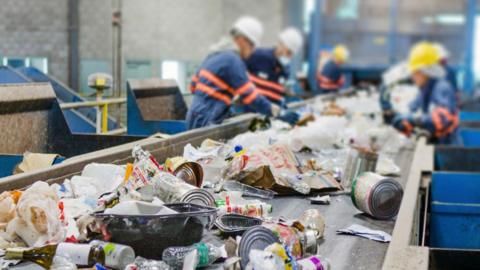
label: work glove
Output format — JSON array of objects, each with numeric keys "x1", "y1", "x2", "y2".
[
  {"x1": 277, "y1": 110, "x2": 300, "y2": 126},
  {"x1": 392, "y1": 114, "x2": 415, "y2": 136}
]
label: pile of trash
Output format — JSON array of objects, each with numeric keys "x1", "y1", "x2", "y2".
[{"x1": 0, "y1": 93, "x2": 409, "y2": 270}]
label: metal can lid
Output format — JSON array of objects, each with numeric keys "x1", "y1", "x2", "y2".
[
  {"x1": 238, "y1": 226, "x2": 279, "y2": 269},
  {"x1": 181, "y1": 189, "x2": 215, "y2": 207},
  {"x1": 370, "y1": 178, "x2": 403, "y2": 220}
]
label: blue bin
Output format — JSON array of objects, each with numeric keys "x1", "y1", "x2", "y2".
[
  {"x1": 460, "y1": 111, "x2": 480, "y2": 122},
  {"x1": 429, "y1": 172, "x2": 480, "y2": 249},
  {"x1": 434, "y1": 146, "x2": 480, "y2": 172},
  {"x1": 0, "y1": 155, "x2": 65, "y2": 178},
  {"x1": 460, "y1": 128, "x2": 480, "y2": 147}
]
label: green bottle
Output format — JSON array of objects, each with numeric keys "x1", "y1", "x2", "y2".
[{"x1": 5, "y1": 243, "x2": 105, "y2": 269}]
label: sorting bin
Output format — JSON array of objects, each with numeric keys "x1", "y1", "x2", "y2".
[
  {"x1": 434, "y1": 146, "x2": 480, "y2": 172},
  {"x1": 459, "y1": 128, "x2": 480, "y2": 147},
  {"x1": 0, "y1": 155, "x2": 65, "y2": 178},
  {"x1": 460, "y1": 111, "x2": 480, "y2": 122},
  {"x1": 429, "y1": 172, "x2": 480, "y2": 249}
]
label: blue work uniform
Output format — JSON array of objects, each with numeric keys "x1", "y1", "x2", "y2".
[
  {"x1": 408, "y1": 78, "x2": 459, "y2": 144},
  {"x1": 245, "y1": 48, "x2": 289, "y2": 104},
  {"x1": 317, "y1": 59, "x2": 345, "y2": 94},
  {"x1": 444, "y1": 65, "x2": 458, "y2": 93},
  {"x1": 186, "y1": 50, "x2": 272, "y2": 130}
]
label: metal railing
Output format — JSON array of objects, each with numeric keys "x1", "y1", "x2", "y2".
[{"x1": 60, "y1": 97, "x2": 126, "y2": 134}]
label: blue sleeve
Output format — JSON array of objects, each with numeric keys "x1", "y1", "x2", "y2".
[
  {"x1": 446, "y1": 67, "x2": 458, "y2": 92},
  {"x1": 418, "y1": 81, "x2": 458, "y2": 138},
  {"x1": 229, "y1": 57, "x2": 273, "y2": 116}
]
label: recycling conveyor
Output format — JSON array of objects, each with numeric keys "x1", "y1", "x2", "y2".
[{"x1": 0, "y1": 97, "x2": 419, "y2": 270}]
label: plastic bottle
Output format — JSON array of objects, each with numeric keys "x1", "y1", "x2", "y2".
[
  {"x1": 222, "y1": 180, "x2": 275, "y2": 200},
  {"x1": 90, "y1": 240, "x2": 135, "y2": 270},
  {"x1": 297, "y1": 255, "x2": 331, "y2": 270},
  {"x1": 162, "y1": 242, "x2": 224, "y2": 269},
  {"x1": 215, "y1": 198, "x2": 272, "y2": 218},
  {"x1": 299, "y1": 209, "x2": 326, "y2": 239}
]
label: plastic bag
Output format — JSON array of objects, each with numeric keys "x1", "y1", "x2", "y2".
[
  {"x1": 0, "y1": 191, "x2": 16, "y2": 224},
  {"x1": 8, "y1": 181, "x2": 65, "y2": 247},
  {"x1": 246, "y1": 249, "x2": 285, "y2": 270},
  {"x1": 124, "y1": 256, "x2": 171, "y2": 270},
  {"x1": 51, "y1": 256, "x2": 78, "y2": 270}
]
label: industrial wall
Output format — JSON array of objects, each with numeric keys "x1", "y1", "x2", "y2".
[
  {"x1": 0, "y1": 0, "x2": 69, "y2": 83},
  {"x1": 0, "y1": 0, "x2": 290, "y2": 94}
]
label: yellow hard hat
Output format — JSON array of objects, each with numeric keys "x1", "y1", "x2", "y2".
[
  {"x1": 408, "y1": 41, "x2": 440, "y2": 73},
  {"x1": 332, "y1": 44, "x2": 350, "y2": 63}
]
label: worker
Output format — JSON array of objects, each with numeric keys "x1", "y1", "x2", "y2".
[
  {"x1": 245, "y1": 27, "x2": 304, "y2": 105},
  {"x1": 186, "y1": 16, "x2": 297, "y2": 129},
  {"x1": 317, "y1": 44, "x2": 349, "y2": 94},
  {"x1": 392, "y1": 41, "x2": 459, "y2": 145},
  {"x1": 434, "y1": 43, "x2": 459, "y2": 94},
  {"x1": 379, "y1": 62, "x2": 410, "y2": 124}
]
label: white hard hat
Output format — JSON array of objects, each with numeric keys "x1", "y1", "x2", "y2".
[
  {"x1": 434, "y1": 43, "x2": 449, "y2": 60},
  {"x1": 231, "y1": 16, "x2": 264, "y2": 47},
  {"x1": 279, "y1": 27, "x2": 304, "y2": 55}
]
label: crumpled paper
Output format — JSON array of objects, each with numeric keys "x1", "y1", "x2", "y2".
[
  {"x1": 7, "y1": 182, "x2": 65, "y2": 247},
  {"x1": 336, "y1": 224, "x2": 391, "y2": 242}
]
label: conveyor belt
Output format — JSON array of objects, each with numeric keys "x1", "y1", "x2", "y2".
[{"x1": 3, "y1": 93, "x2": 417, "y2": 269}]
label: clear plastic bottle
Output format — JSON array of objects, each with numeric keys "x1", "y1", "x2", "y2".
[
  {"x1": 222, "y1": 180, "x2": 275, "y2": 200},
  {"x1": 297, "y1": 255, "x2": 330, "y2": 270},
  {"x1": 162, "y1": 242, "x2": 223, "y2": 269}
]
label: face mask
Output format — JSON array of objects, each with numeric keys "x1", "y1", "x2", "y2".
[{"x1": 278, "y1": 56, "x2": 291, "y2": 66}]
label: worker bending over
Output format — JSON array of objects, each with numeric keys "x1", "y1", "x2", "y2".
[
  {"x1": 187, "y1": 16, "x2": 293, "y2": 129},
  {"x1": 317, "y1": 44, "x2": 349, "y2": 94},
  {"x1": 245, "y1": 27, "x2": 304, "y2": 105},
  {"x1": 393, "y1": 42, "x2": 459, "y2": 145}
]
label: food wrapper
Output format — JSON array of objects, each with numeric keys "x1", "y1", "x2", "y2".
[
  {"x1": 8, "y1": 182, "x2": 65, "y2": 247},
  {"x1": 227, "y1": 144, "x2": 340, "y2": 195}
]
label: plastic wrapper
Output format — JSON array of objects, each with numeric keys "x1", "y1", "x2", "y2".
[
  {"x1": 0, "y1": 191, "x2": 17, "y2": 225},
  {"x1": 125, "y1": 257, "x2": 170, "y2": 270},
  {"x1": 8, "y1": 181, "x2": 65, "y2": 247},
  {"x1": 278, "y1": 173, "x2": 311, "y2": 195},
  {"x1": 376, "y1": 155, "x2": 401, "y2": 175},
  {"x1": 246, "y1": 249, "x2": 285, "y2": 270},
  {"x1": 287, "y1": 117, "x2": 348, "y2": 151},
  {"x1": 51, "y1": 255, "x2": 78, "y2": 270}
]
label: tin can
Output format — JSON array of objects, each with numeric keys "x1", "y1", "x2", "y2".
[
  {"x1": 342, "y1": 148, "x2": 378, "y2": 190},
  {"x1": 351, "y1": 172, "x2": 403, "y2": 220},
  {"x1": 165, "y1": 157, "x2": 204, "y2": 187},
  {"x1": 151, "y1": 172, "x2": 215, "y2": 207},
  {"x1": 238, "y1": 226, "x2": 279, "y2": 269}
]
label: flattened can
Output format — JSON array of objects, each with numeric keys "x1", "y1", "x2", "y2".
[{"x1": 351, "y1": 172, "x2": 403, "y2": 220}]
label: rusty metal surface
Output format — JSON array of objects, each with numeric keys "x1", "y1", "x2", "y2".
[
  {"x1": 129, "y1": 78, "x2": 187, "y2": 120},
  {"x1": 0, "y1": 83, "x2": 55, "y2": 153}
]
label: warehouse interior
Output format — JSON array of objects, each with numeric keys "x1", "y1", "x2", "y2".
[{"x1": 0, "y1": 0, "x2": 479, "y2": 269}]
